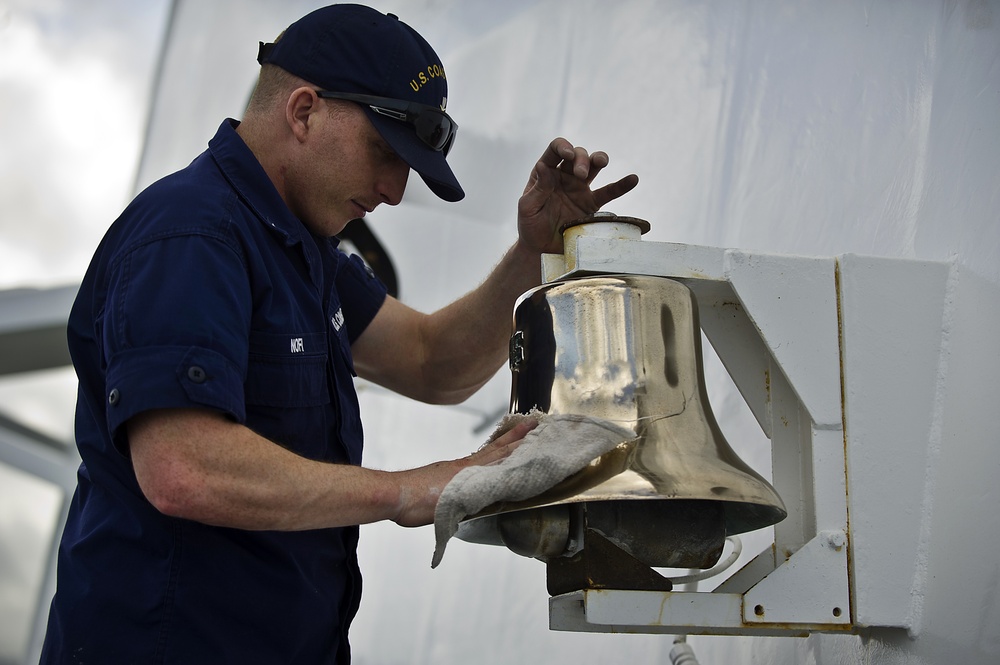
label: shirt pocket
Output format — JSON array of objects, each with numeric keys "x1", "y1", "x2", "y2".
[{"x1": 245, "y1": 331, "x2": 330, "y2": 407}]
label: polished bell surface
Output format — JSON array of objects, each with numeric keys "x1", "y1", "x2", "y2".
[{"x1": 456, "y1": 274, "x2": 787, "y2": 567}]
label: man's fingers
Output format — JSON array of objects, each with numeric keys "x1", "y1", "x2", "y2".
[
  {"x1": 538, "y1": 137, "x2": 575, "y2": 169},
  {"x1": 583, "y1": 151, "x2": 610, "y2": 185},
  {"x1": 474, "y1": 419, "x2": 536, "y2": 463},
  {"x1": 540, "y1": 138, "x2": 615, "y2": 188},
  {"x1": 492, "y1": 419, "x2": 537, "y2": 447},
  {"x1": 593, "y1": 173, "x2": 640, "y2": 209},
  {"x1": 567, "y1": 146, "x2": 590, "y2": 177}
]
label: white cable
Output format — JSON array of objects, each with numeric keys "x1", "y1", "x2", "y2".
[
  {"x1": 666, "y1": 538, "x2": 744, "y2": 664},
  {"x1": 669, "y1": 641, "x2": 701, "y2": 665},
  {"x1": 668, "y1": 536, "x2": 743, "y2": 585}
]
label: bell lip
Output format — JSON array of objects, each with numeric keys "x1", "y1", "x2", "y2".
[
  {"x1": 454, "y1": 435, "x2": 788, "y2": 536},
  {"x1": 457, "y1": 496, "x2": 788, "y2": 547}
]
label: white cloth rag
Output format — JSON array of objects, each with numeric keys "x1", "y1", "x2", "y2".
[{"x1": 431, "y1": 411, "x2": 634, "y2": 568}]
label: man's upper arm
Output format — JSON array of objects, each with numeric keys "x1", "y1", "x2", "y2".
[
  {"x1": 102, "y1": 234, "x2": 251, "y2": 453},
  {"x1": 350, "y1": 295, "x2": 431, "y2": 400}
]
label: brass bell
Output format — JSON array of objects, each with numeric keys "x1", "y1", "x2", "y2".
[{"x1": 455, "y1": 273, "x2": 786, "y2": 586}]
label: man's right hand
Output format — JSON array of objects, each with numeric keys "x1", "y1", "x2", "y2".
[{"x1": 391, "y1": 419, "x2": 536, "y2": 528}]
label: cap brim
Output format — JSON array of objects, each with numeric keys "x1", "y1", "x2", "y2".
[{"x1": 365, "y1": 109, "x2": 464, "y2": 203}]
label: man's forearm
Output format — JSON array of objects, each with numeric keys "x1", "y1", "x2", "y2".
[
  {"x1": 128, "y1": 408, "x2": 404, "y2": 531},
  {"x1": 127, "y1": 407, "x2": 530, "y2": 531},
  {"x1": 418, "y1": 239, "x2": 543, "y2": 402}
]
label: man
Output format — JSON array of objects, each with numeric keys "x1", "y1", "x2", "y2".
[{"x1": 40, "y1": 4, "x2": 638, "y2": 663}]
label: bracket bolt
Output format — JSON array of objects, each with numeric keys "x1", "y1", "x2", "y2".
[{"x1": 823, "y1": 530, "x2": 846, "y2": 551}]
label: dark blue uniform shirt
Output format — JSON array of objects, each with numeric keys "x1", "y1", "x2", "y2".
[{"x1": 41, "y1": 119, "x2": 387, "y2": 664}]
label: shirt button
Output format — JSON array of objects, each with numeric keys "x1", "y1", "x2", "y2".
[
  {"x1": 187, "y1": 366, "x2": 207, "y2": 384},
  {"x1": 108, "y1": 388, "x2": 120, "y2": 405}
]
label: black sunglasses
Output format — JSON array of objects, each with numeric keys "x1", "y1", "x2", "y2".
[{"x1": 315, "y1": 90, "x2": 457, "y2": 156}]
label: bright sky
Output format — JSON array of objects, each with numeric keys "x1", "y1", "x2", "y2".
[
  {"x1": 0, "y1": 0, "x2": 171, "y2": 435},
  {"x1": 0, "y1": 0, "x2": 169, "y2": 290}
]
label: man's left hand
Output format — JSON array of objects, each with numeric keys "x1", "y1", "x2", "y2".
[{"x1": 517, "y1": 137, "x2": 639, "y2": 254}]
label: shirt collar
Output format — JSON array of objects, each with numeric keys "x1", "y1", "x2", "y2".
[{"x1": 207, "y1": 119, "x2": 340, "y2": 249}]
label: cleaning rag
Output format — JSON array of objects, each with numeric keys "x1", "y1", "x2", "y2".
[{"x1": 431, "y1": 411, "x2": 634, "y2": 568}]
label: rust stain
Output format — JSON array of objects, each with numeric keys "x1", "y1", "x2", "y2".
[{"x1": 834, "y1": 259, "x2": 855, "y2": 625}]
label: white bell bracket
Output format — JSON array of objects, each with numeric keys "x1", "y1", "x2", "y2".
[{"x1": 542, "y1": 219, "x2": 952, "y2": 637}]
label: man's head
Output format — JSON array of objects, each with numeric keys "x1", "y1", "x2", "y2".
[{"x1": 256, "y1": 4, "x2": 462, "y2": 203}]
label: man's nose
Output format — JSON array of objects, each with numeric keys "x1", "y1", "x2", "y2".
[{"x1": 379, "y1": 162, "x2": 410, "y2": 206}]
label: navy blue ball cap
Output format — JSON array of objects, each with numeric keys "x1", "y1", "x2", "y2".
[{"x1": 257, "y1": 4, "x2": 464, "y2": 202}]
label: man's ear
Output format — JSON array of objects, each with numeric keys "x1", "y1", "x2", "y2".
[{"x1": 286, "y1": 86, "x2": 319, "y2": 143}]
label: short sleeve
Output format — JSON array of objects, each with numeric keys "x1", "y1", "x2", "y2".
[
  {"x1": 102, "y1": 232, "x2": 251, "y2": 450},
  {"x1": 335, "y1": 250, "x2": 388, "y2": 344}
]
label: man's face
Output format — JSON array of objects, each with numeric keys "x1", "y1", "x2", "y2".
[{"x1": 286, "y1": 101, "x2": 410, "y2": 237}]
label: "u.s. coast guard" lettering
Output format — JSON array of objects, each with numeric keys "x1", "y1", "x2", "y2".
[
  {"x1": 331, "y1": 308, "x2": 345, "y2": 332},
  {"x1": 410, "y1": 64, "x2": 447, "y2": 93}
]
